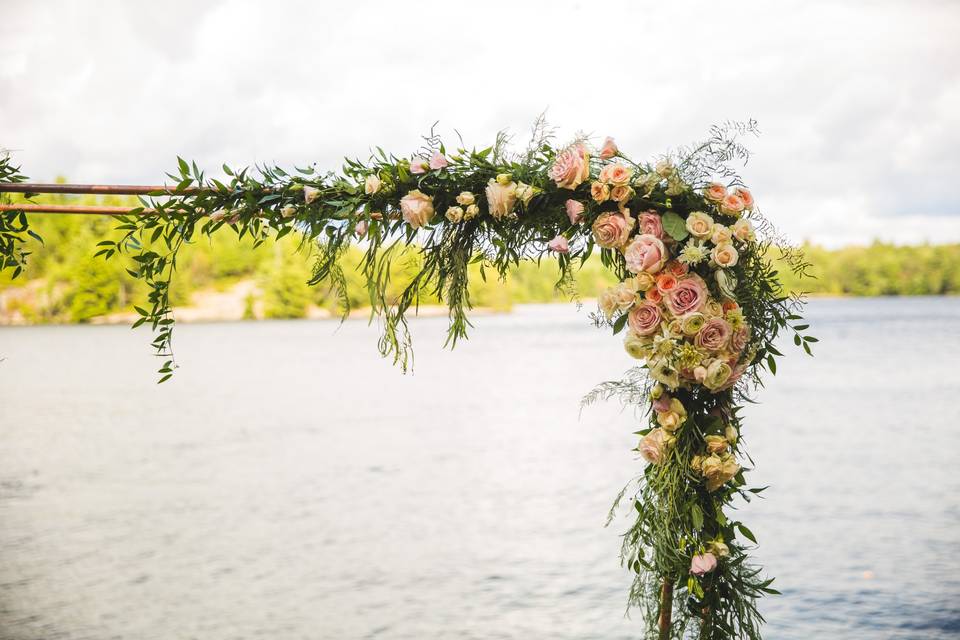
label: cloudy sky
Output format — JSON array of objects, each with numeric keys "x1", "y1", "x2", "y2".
[{"x1": 2, "y1": 0, "x2": 958, "y2": 246}]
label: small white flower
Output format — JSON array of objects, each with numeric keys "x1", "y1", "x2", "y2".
[
  {"x1": 304, "y1": 186, "x2": 321, "y2": 204},
  {"x1": 678, "y1": 240, "x2": 709, "y2": 265}
]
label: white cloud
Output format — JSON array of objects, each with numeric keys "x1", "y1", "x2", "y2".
[{"x1": 1, "y1": 0, "x2": 958, "y2": 246}]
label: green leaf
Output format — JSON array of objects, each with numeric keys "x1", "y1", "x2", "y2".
[
  {"x1": 766, "y1": 354, "x2": 777, "y2": 375},
  {"x1": 612, "y1": 313, "x2": 629, "y2": 335},
  {"x1": 737, "y1": 523, "x2": 758, "y2": 543},
  {"x1": 691, "y1": 503, "x2": 704, "y2": 531},
  {"x1": 661, "y1": 211, "x2": 688, "y2": 241}
]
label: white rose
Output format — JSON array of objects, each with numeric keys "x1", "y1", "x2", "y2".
[
  {"x1": 399, "y1": 189, "x2": 435, "y2": 228},
  {"x1": 364, "y1": 174, "x2": 381, "y2": 195},
  {"x1": 485, "y1": 178, "x2": 518, "y2": 219},
  {"x1": 303, "y1": 186, "x2": 321, "y2": 204}
]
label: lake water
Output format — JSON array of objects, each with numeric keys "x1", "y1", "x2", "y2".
[{"x1": 1, "y1": 298, "x2": 959, "y2": 639}]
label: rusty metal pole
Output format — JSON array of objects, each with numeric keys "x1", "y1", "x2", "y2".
[
  {"x1": 658, "y1": 579, "x2": 674, "y2": 640},
  {"x1": 0, "y1": 182, "x2": 212, "y2": 215}
]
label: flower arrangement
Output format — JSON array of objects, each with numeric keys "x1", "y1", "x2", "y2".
[{"x1": 0, "y1": 121, "x2": 814, "y2": 639}]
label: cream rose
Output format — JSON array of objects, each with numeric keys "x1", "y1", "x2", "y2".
[
  {"x1": 599, "y1": 281, "x2": 638, "y2": 319},
  {"x1": 549, "y1": 144, "x2": 590, "y2": 189},
  {"x1": 624, "y1": 331, "x2": 652, "y2": 360},
  {"x1": 686, "y1": 211, "x2": 714, "y2": 240},
  {"x1": 610, "y1": 184, "x2": 634, "y2": 204},
  {"x1": 303, "y1": 186, "x2": 321, "y2": 205},
  {"x1": 445, "y1": 206, "x2": 464, "y2": 223},
  {"x1": 516, "y1": 181, "x2": 539, "y2": 207},
  {"x1": 364, "y1": 174, "x2": 382, "y2": 195},
  {"x1": 456, "y1": 191, "x2": 475, "y2": 206},
  {"x1": 711, "y1": 225, "x2": 733, "y2": 245},
  {"x1": 399, "y1": 190, "x2": 435, "y2": 228},
  {"x1": 705, "y1": 435, "x2": 728, "y2": 454},
  {"x1": 592, "y1": 210, "x2": 634, "y2": 249},
  {"x1": 485, "y1": 178, "x2": 518, "y2": 219},
  {"x1": 464, "y1": 204, "x2": 480, "y2": 220},
  {"x1": 731, "y1": 218, "x2": 754, "y2": 243},
  {"x1": 599, "y1": 163, "x2": 633, "y2": 185},
  {"x1": 703, "y1": 359, "x2": 733, "y2": 392},
  {"x1": 639, "y1": 428, "x2": 670, "y2": 464},
  {"x1": 712, "y1": 243, "x2": 739, "y2": 268},
  {"x1": 624, "y1": 234, "x2": 667, "y2": 274}
]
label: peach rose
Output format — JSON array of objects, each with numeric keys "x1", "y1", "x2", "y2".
[
  {"x1": 734, "y1": 187, "x2": 754, "y2": 209},
  {"x1": 686, "y1": 211, "x2": 714, "y2": 240},
  {"x1": 549, "y1": 144, "x2": 590, "y2": 189},
  {"x1": 628, "y1": 301, "x2": 662, "y2": 336},
  {"x1": 364, "y1": 174, "x2": 382, "y2": 195},
  {"x1": 640, "y1": 428, "x2": 669, "y2": 464},
  {"x1": 646, "y1": 287, "x2": 663, "y2": 304},
  {"x1": 456, "y1": 191, "x2": 475, "y2": 206},
  {"x1": 638, "y1": 211, "x2": 664, "y2": 240},
  {"x1": 666, "y1": 260, "x2": 689, "y2": 277},
  {"x1": 705, "y1": 182, "x2": 727, "y2": 202},
  {"x1": 485, "y1": 178, "x2": 518, "y2": 219},
  {"x1": 598, "y1": 281, "x2": 640, "y2": 318},
  {"x1": 599, "y1": 136, "x2": 618, "y2": 160},
  {"x1": 592, "y1": 210, "x2": 634, "y2": 248},
  {"x1": 665, "y1": 275, "x2": 708, "y2": 316},
  {"x1": 624, "y1": 234, "x2": 667, "y2": 274},
  {"x1": 565, "y1": 199, "x2": 585, "y2": 224},
  {"x1": 547, "y1": 235, "x2": 569, "y2": 254},
  {"x1": 400, "y1": 190, "x2": 435, "y2": 228},
  {"x1": 607, "y1": 164, "x2": 633, "y2": 185},
  {"x1": 712, "y1": 243, "x2": 739, "y2": 268},
  {"x1": 696, "y1": 318, "x2": 732, "y2": 351},
  {"x1": 720, "y1": 193, "x2": 745, "y2": 216},
  {"x1": 610, "y1": 184, "x2": 634, "y2": 204},
  {"x1": 656, "y1": 273, "x2": 678, "y2": 294},
  {"x1": 591, "y1": 181, "x2": 610, "y2": 203}
]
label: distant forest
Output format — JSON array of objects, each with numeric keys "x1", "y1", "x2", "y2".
[{"x1": 2, "y1": 193, "x2": 958, "y2": 323}]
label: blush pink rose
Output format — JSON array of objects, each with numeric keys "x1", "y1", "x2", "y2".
[
  {"x1": 639, "y1": 428, "x2": 668, "y2": 464},
  {"x1": 665, "y1": 275, "x2": 707, "y2": 316},
  {"x1": 624, "y1": 234, "x2": 667, "y2": 274},
  {"x1": 592, "y1": 211, "x2": 633, "y2": 248},
  {"x1": 599, "y1": 136, "x2": 618, "y2": 160},
  {"x1": 410, "y1": 158, "x2": 428, "y2": 174},
  {"x1": 354, "y1": 220, "x2": 368, "y2": 237},
  {"x1": 628, "y1": 301, "x2": 662, "y2": 336},
  {"x1": 652, "y1": 393, "x2": 672, "y2": 413},
  {"x1": 690, "y1": 553, "x2": 718, "y2": 576},
  {"x1": 638, "y1": 211, "x2": 664, "y2": 240},
  {"x1": 547, "y1": 235, "x2": 569, "y2": 254},
  {"x1": 705, "y1": 182, "x2": 727, "y2": 202},
  {"x1": 731, "y1": 325, "x2": 750, "y2": 353},
  {"x1": 549, "y1": 144, "x2": 590, "y2": 189},
  {"x1": 429, "y1": 151, "x2": 449, "y2": 170},
  {"x1": 696, "y1": 318, "x2": 733, "y2": 351},
  {"x1": 734, "y1": 187, "x2": 754, "y2": 209},
  {"x1": 565, "y1": 199, "x2": 585, "y2": 224},
  {"x1": 399, "y1": 189, "x2": 435, "y2": 228}
]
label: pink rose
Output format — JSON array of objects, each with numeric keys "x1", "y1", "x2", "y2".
[
  {"x1": 399, "y1": 189, "x2": 435, "y2": 228},
  {"x1": 565, "y1": 199, "x2": 585, "y2": 224},
  {"x1": 652, "y1": 393, "x2": 672, "y2": 413},
  {"x1": 409, "y1": 159, "x2": 428, "y2": 174},
  {"x1": 624, "y1": 234, "x2": 667, "y2": 274},
  {"x1": 721, "y1": 193, "x2": 745, "y2": 215},
  {"x1": 549, "y1": 144, "x2": 590, "y2": 190},
  {"x1": 638, "y1": 211, "x2": 664, "y2": 240},
  {"x1": 354, "y1": 220, "x2": 368, "y2": 237},
  {"x1": 705, "y1": 182, "x2": 727, "y2": 202},
  {"x1": 690, "y1": 553, "x2": 718, "y2": 576},
  {"x1": 592, "y1": 211, "x2": 634, "y2": 249},
  {"x1": 734, "y1": 187, "x2": 754, "y2": 209},
  {"x1": 640, "y1": 428, "x2": 668, "y2": 464},
  {"x1": 628, "y1": 301, "x2": 662, "y2": 336},
  {"x1": 599, "y1": 136, "x2": 618, "y2": 160},
  {"x1": 429, "y1": 152, "x2": 449, "y2": 170},
  {"x1": 665, "y1": 275, "x2": 707, "y2": 316},
  {"x1": 547, "y1": 235, "x2": 569, "y2": 254},
  {"x1": 696, "y1": 318, "x2": 732, "y2": 351},
  {"x1": 731, "y1": 325, "x2": 749, "y2": 353}
]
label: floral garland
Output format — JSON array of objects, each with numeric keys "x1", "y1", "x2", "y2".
[{"x1": 0, "y1": 122, "x2": 814, "y2": 638}]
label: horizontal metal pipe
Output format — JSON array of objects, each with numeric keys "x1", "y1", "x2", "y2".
[
  {"x1": 0, "y1": 204, "x2": 153, "y2": 215},
  {"x1": 0, "y1": 183, "x2": 203, "y2": 195}
]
